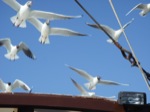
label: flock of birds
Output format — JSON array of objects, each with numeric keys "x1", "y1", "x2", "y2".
[{"x1": 0, "y1": 0, "x2": 150, "y2": 99}]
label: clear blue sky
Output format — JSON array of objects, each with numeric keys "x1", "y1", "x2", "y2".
[{"x1": 0, "y1": 0, "x2": 150, "y2": 103}]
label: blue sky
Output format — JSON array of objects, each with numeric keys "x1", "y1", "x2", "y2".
[{"x1": 0, "y1": 0, "x2": 150, "y2": 103}]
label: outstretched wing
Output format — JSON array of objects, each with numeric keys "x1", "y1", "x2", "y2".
[
  {"x1": 99, "y1": 79, "x2": 129, "y2": 86},
  {"x1": 28, "y1": 17, "x2": 43, "y2": 32},
  {"x1": 11, "y1": 79, "x2": 31, "y2": 91},
  {"x1": 86, "y1": 23, "x2": 115, "y2": 37},
  {"x1": 0, "y1": 38, "x2": 12, "y2": 52},
  {"x1": 18, "y1": 42, "x2": 35, "y2": 59},
  {"x1": 30, "y1": 10, "x2": 82, "y2": 20},
  {"x1": 0, "y1": 79, "x2": 6, "y2": 91},
  {"x1": 51, "y1": 28, "x2": 87, "y2": 36},
  {"x1": 122, "y1": 18, "x2": 134, "y2": 29},
  {"x1": 126, "y1": 3, "x2": 145, "y2": 16},
  {"x1": 2, "y1": 0, "x2": 21, "y2": 11},
  {"x1": 66, "y1": 65, "x2": 93, "y2": 81},
  {"x1": 71, "y1": 78, "x2": 87, "y2": 95}
]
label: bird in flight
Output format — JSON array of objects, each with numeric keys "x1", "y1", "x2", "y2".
[
  {"x1": 2, "y1": 0, "x2": 82, "y2": 28},
  {"x1": 0, "y1": 79, "x2": 31, "y2": 93},
  {"x1": 0, "y1": 38, "x2": 35, "y2": 60},
  {"x1": 86, "y1": 18, "x2": 134, "y2": 43},
  {"x1": 126, "y1": 3, "x2": 150, "y2": 17},
  {"x1": 66, "y1": 65, "x2": 129, "y2": 90},
  {"x1": 28, "y1": 17, "x2": 87, "y2": 44}
]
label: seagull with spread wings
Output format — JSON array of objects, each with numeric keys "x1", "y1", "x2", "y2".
[
  {"x1": 86, "y1": 18, "x2": 134, "y2": 43},
  {"x1": 0, "y1": 38, "x2": 35, "y2": 60},
  {"x1": 2, "y1": 0, "x2": 82, "y2": 28},
  {"x1": 28, "y1": 17, "x2": 87, "y2": 44},
  {"x1": 126, "y1": 3, "x2": 150, "y2": 16},
  {"x1": 67, "y1": 65, "x2": 129, "y2": 90},
  {"x1": 0, "y1": 79, "x2": 31, "y2": 93}
]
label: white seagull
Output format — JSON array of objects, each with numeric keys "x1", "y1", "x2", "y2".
[
  {"x1": 28, "y1": 17, "x2": 87, "y2": 44},
  {"x1": 71, "y1": 78, "x2": 95, "y2": 97},
  {"x1": 0, "y1": 79, "x2": 31, "y2": 93},
  {"x1": 0, "y1": 38, "x2": 35, "y2": 60},
  {"x1": 86, "y1": 18, "x2": 134, "y2": 43},
  {"x1": 126, "y1": 3, "x2": 150, "y2": 16},
  {"x1": 2, "y1": 0, "x2": 82, "y2": 28},
  {"x1": 67, "y1": 65, "x2": 129, "y2": 90}
]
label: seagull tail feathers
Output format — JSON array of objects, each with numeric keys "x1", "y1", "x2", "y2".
[
  {"x1": 5, "y1": 53, "x2": 19, "y2": 60},
  {"x1": 39, "y1": 36, "x2": 50, "y2": 44}
]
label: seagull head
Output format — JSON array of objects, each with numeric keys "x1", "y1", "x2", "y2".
[
  {"x1": 16, "y1": 45, "x2": 20, "y2": 49},
  {"x1": 97, "y1": 76, "x2": 101, "y2": 81},
  {"x1": 26, "y1": 1, "x2": 32, "y2": 7},
  {"x1": 140, "y1": 11, "x2": 146, "y2": 16},
  {"x1": 7, "y1": 82, "x2": 11, "y2": 86}
]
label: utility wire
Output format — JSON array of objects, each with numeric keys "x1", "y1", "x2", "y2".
[
  {"x1": 109, "y1": 0, "x2": 150, "y2": 90},
  {"x1": 74, "y1": 0, "x2": 150, "y2": 89}
]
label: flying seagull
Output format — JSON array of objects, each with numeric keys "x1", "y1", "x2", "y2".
[
  {"x1": 66, "y1": 65, "x2": 129, "y2": 90},
  {"x1": 28, "y1": 17, "x2": 87, "y2": 44},
  {"x1": 71, "y1": 78, "x2": 95, "y2": 97},
  {"x1": 0, "y1": 38, "x2": 35, "y2": 60},
  {"x1": 86, "y1": 18, "x2": 134, "y2": 43},
  {"x1": 0, "y1": 79, "x2": 31, "y2": 93},
  {"x1": 126, "y1": 3, "x2": 150, "y2": 16},
  {"x1": 2, "y1": 0, "x2": 82, "y2": 28}
]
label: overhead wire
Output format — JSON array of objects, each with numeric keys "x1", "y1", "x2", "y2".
[
  {"x1": 74, "y1": 0, "x2": 150, "y2": 90},
  {"x1": 109, "y1": 0, "x2": 150, "y2": 90}
]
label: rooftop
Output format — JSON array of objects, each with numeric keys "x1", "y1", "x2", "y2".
[{"x1": 0, "y1": 93, "x2": 149, "y2": 112}]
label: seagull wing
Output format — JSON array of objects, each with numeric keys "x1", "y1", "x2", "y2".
[
  {"x1": 18, "y1": 42, "x2": 35, "y2": 59},
  {"x1": 122, "y1": 18, "x2": 134, "y2": 29},
  {"x1": 86, "y1": 23, "x2": 115, "y2": 37},
  {"x1": 11, "y1": 79, "x2": 30, "y2": 91},
  {"x1": 0, "y1": 38, "x2": 12, "y2": 52},
  {"x1": 100, "y1": 25, "x2": 115, "y2": 37},
  {"x1": 71, "y1": 78, "x2": 87, "y2": 95},
  {"x1": 28, "y1": 17, "x2": 43, "y2": 32},
  {"x1": 126, "y1": 3, "x2": 145, "y2": 16},
  {"x1": 2, "y1": 0, "x2": 21, "y2": 11},
  {"x1": 30, "y1": 10, "x2": 82, "y2": 20},
  {"x1": 98, "y1": 79, "x2": 129, "y2": 86},
  {"x1": 86, "y1": 23, "x2": 100, "y2": 29},
  {"x1": 51, "y1": 28, "x2": 87, "y2": 36},
  {"x1": 0, "y1": 79, "x2": 6, "y2": 91},
  {"x1": 66, "y1": 65, "x2": 93, "y2": 81}
]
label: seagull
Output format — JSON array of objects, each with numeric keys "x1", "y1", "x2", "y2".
[
  {"x1": 0, "y1": 79, "x2": 31, "y2": 93},
  {"x1": 28, "y1": 17, "x2": 87, "y2": 44},
  {"x1": 2, "y1": 0, "x2": 82, "y2": 28},
  {"x1": 66, "y1": 65, "x2": 129, "y2": 90},
  {"x1": 71, "y1": 78, "x2": 95, "y2": 97},
  {"x1": 86, "y1": 18, "x2": 134, "y2": 43},
  {"x1": 126, "y1": 3, "x2": 150, "y2": 16},
  {"x1": 0, "y1": 38, "x2": 35, "y2": 60}
]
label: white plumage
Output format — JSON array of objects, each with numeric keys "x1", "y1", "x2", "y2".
[
  {"x1": 28, "y1": 17, "x2": 87, "y2": 44},
  {"x1": 2, "y1": 0, "x2": 82, "y2": 28},
  {"x1": 71, "y1": 78, "x2": 95, "y2": 97},
  {"x1": 126, "y1": 3, "x2": 150, "y2": 16},
  {"x1": 67, "y1": 65, "x2": 129, "y2": 90},
  {"x1": 0, "y1": 38, "x2": 35, "y2": 60},
  {"x1": 0, "y1": 79, "x2": 31, "y2": 93},
  {"x1": 86, "y1": 18, "x2": 134, "y2": 43}
]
